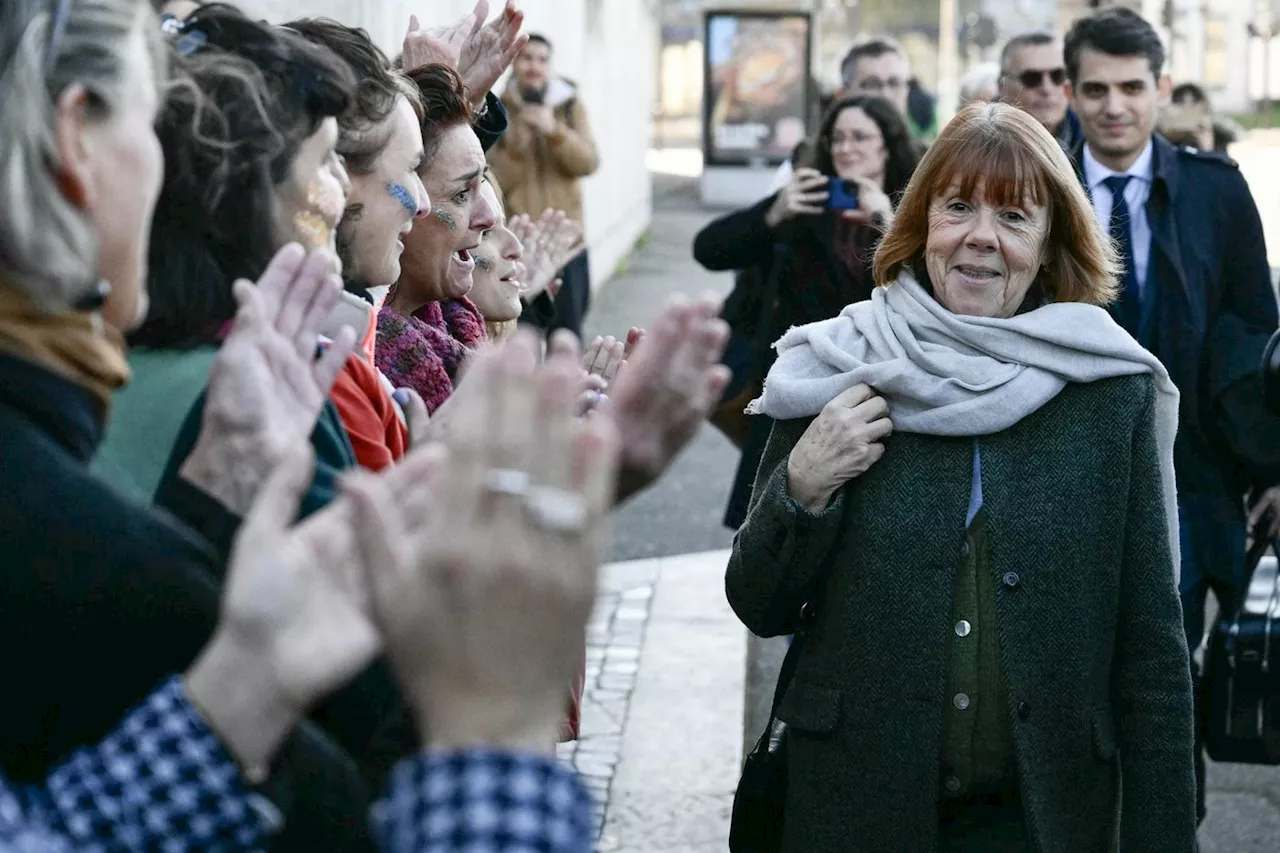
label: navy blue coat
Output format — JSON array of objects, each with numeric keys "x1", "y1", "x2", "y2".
[{"x1": 1070, "y1": 135, "x2": 1280, "y2": 507}]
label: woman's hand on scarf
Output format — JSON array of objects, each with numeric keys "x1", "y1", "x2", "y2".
[
  {"x1": 787, "y1": 383, "x2": 893, "y2": 514},
  {"x1": 181, "y1": 244, "x2": 355, "y2": 516},
  {"x1": 765, "y1": 167, "x2": 828, "y2": 228},
  {"x1": 349, "y1": 332, "x2": 619, "y2": 752}
]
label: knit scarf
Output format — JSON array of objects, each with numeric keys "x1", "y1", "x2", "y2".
[
  {"x1": 750, "y1": 271, "x2": 1182, "y2": 581},
  {"x1": 0, "y1": 284, "x2": 131, "y2": 416},
  {"x1": 375, "y1": 296, "x2": 487, "y2": 414}
]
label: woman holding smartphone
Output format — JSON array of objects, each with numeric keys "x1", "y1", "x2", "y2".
[{"x1": 695, "y1": 95, "x2": 920, "y2": 527}]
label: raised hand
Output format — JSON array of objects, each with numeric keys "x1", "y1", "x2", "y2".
[
  {"x1": 786, "y1": 383, "x2": 893, "y2": 513},
  {"x1": 401, "y1": 12, "x2": 472, "y2": 72},
  {"x1": 583, "y1": 335, "x2": 626, "y2": 386},
  {"x1": 518, "y1": 210, "x2": 583, "y2": 300},
  {"x1": 456, "y1": 0, "x2": 529, "y2": 109},
  {"x1": 350, "y1": 331, "x2": 619, "y2": 752},
  {"x1": 180, "y1": 244, "x2": 356, "y2": 515},
  {"x1": 184, "y1": 445, "x2": 383, "y2": 779},
  {"x1": 604, "y1": 295, "x2": 731, "y2": 501}
]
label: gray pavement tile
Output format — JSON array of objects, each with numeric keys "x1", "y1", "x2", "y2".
[{"x1": 1200, "y1": 792, "x2": 1280, "y2": 852}]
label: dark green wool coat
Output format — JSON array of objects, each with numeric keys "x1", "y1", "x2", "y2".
[{"x1": 726, "y1": 374, "x2": 1197, "y2": 853}]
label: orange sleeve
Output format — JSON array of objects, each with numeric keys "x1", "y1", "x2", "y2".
[{"x1": 330, "y1": 355, "x2": 408, "y2": 472}]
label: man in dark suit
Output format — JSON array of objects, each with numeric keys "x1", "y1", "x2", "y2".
[{"x1": 1064, "y1": 7, "x2": 1280, "y2": 823}]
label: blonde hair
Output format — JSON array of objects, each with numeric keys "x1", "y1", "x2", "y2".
[
  {"x1": 874, "y1": 102, "x2": 1119, "y2": 306},
  {"x1": 0, "y1": 0, "x2": 162, "y2": 311}
]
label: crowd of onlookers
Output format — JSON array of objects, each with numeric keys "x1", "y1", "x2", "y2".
[{"x1": 0, "y1": 0, "x2": 727, "y2": 849}]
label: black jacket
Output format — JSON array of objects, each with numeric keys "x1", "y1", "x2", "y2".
[
  {"x1": 0, "y1": 352, "x2": 381, "y2": 851},
  {"x1": 694, "y1": 197, "x2": 878, "y2": 528},
  {"x1": 1070, "y1": 136, "x2": 1280, "y2": 506}
]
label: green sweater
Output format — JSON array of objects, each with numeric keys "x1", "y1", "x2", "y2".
[
  {"x1": 726, "y1": 374, "x2": 1196, "y2": 853},
  {"x1": 93, "y1": 346, "x2": 218, "y2": 504}
]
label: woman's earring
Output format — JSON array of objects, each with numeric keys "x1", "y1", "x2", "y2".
[{"x1": 73, "y1": 279, "x2": 112, "y2": 313}]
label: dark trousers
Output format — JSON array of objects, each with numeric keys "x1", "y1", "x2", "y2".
[
  {"x1": 1178, "y1": 493, "x2": 1247, "y2": 824},
  {"x1": 523, "y1": 250, "x2": 591, "y2": 340}
]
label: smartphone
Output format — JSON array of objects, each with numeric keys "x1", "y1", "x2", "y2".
[{"x1": 826, "y1": 178, "x2": 860, "y2": 212}]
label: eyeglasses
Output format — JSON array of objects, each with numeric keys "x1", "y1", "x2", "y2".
[
  {"x1": 1012, "y1": 68, "x2": 1066, "y2": 89},
  {"x1": 825, "y1": 131, "x2": 881, "y2": 149},
  {"x1": 45, "y1": 0, "x2": 73, "y2": 71}
]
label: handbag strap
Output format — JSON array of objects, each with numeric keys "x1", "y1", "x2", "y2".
[
  {"x1": 1228, "y1": 535, "x2": 1278, "y2": 623},
  {"x1": 766, "y1": 631, "x2": 803, "y2": 721}
]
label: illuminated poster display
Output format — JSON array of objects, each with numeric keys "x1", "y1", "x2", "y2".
[{"x1": 703, "y1": 10, "x2": 813, "y2": 166}]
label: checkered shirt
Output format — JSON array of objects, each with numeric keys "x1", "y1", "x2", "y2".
[
  {"x1": 0, "y1": 677, "x2": 276, "y2": 852},
  {"x1": 374, "y1": 748, "x2": 595, "y2": 853}
]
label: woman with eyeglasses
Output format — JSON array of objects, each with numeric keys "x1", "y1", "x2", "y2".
[{"x1": 694, "y1": 95, "x2": 921, "y2": 528}]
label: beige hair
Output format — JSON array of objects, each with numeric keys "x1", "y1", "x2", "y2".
[{"x1": 0, "y1": 0, "x2": 161, "y2": 311}]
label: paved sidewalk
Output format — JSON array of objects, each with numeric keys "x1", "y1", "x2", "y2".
[{"x1": 559, "y1": 550, "x2": 743, "y2": 853}]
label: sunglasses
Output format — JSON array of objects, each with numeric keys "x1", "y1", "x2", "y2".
[{"x1": 1014, "y1": 68, "x2": 1066, "y2": 89}]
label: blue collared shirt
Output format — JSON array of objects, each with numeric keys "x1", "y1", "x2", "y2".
[{"x1": 1083, "y1": 139, "x2": 1155, "y2": 293}]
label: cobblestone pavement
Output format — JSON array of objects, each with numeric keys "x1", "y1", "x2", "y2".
[{"x1": 557, "y1": 563, "x2": 660, "y2": 838}]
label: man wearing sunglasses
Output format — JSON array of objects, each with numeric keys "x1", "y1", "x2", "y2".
[{"x1": 998, "y1": 31, "x2": 1082, "y2": 151}]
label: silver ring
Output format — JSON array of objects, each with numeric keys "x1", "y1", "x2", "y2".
[
  {"x1": 524, "y1": 487, "x2": 589, "y2": 533},
  {"x1": 483, "y1": 468, "x2": 531, "y2": 497}
]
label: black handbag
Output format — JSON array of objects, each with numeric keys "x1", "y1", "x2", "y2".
[{"x1": 1204, "y1": 535, "x2": 1280, "y2": 764}]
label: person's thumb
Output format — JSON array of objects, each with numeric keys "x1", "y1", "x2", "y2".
[
  {"x1": 394, "y1": 387, "x2": 432, "y2": 447},
  {"x1": 238, "y1": 445, "x2": 315, "y2": 545}
]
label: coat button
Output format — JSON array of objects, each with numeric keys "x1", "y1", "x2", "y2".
[
  {"x1": 944, "y1": 775, "x2": 962, "y2": 793},
  {"x1": 798, "y1": 602, "x2": 815, "y2": 626},
  {"x1": 955, "y1": 620, "x2": 972, "y2": 638},
  {"x1": 953, "y1": 692, "x2": 970, "y2": 710},
  {"x1": 961, "y1": 541, "x2": 971, "y2": 558},
  {"x1": 1002, "y1": 571, "x2": 1020, "y2": 588},
  {"x1": 1017, "y1": 702, "x2": 1031, "y2": 721}
]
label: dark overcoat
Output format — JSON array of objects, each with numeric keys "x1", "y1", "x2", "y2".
[{"x1": 726, "y1": 374, "x2": 1197, "y2": 853}]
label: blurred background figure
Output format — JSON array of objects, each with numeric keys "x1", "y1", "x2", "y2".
[
  {"x1": 958, "y1": 62, "x2": 1000, "y2": 106},
  {"x1": 840, "y1": 36, "x2": 936, "y2": 143},
  {"x1": 998, "y1": 31, "x2": 1082, "y2": 151},
  {"x1": 489, "y1": 33, "x2": 599, "y2": 340},
  {"x1": 1169, "y1": 82, "x2": 1241, "y2": 154}
]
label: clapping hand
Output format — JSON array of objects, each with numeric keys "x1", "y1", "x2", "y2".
[
  {"x1": 350, "y1": 332, "x2": 619, "y2": 752},
  {"x1": 456, "y1": 1, "x2": 528, "y2": 109},
  {"x1": 401, "y1": 12, "x2": 471, "y2": 72},
  {"x1": 604, "y1": 296, "x2": 730, "y2": 501},
  {"x1": 180, "y1": 244, "x2": 355, "y2": 516},
  {"x1": 511, "y1": 210, "x2": 583, "y2": 301}
]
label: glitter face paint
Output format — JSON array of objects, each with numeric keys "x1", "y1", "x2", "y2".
[
  {"x1": 474, "y1": 255, "x2": 493, "y2": 272},
  {"x1": 386, "y1": 182, "x2": 418, "y2": 215},
  {"x1": 292, "y1": 179, "x2": 345, "y2": 249},
  {"x1": 432, "y1": 206, "x2": 458, "y2": 231}
]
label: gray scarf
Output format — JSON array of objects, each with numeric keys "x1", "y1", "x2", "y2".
[{"x1": 748, "y1": 271, "x2": 1182, "y2": 580}]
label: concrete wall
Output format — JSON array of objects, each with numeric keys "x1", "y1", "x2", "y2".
[{"x1": 248, "y1": 0, "x2": 657, "y2": 291}]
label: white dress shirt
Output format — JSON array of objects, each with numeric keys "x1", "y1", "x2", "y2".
[{"x1": 1083, "y1": 140, "x2": 1155, "y2": 293}]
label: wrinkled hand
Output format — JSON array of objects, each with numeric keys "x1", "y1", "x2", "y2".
[
  {"x1": 456, "y1": 1, "x2": 528, "y2": 108},
  {"x1": 402, "y1": 13, "x2": 469, "y2": 72},
  {"x1": 838, "y1": 175, "x2": 893, "y2": 229},
  {"x1": 350, "y1": 332, "x2": 619, "y2": 753},
  {"x1": 185, "y1": 446, "x2": 382, "y2": 777},
  {"x1": 181, "y1": 244, "x2": 356, "y2": 516},
  {"x1": 513, "y1": 210, "x2": 583, "y2": 300},
  {"x1": 1248, "y1": 486, "x2": 1280, "y2": 540},
  {"x1": 765, "y1": 166, "x2": 827, "y2": 228},
  {"x1": 602, "y1": 295, "x2": 731, "y2": 501},
  {"x1": 787, "y1": 383, "x2": 892, "y2": 514},
  {"x1": 583, "y1": 335, "x2": 627, "y2": 386}
]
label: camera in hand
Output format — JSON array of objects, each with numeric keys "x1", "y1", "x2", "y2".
[
  {"x1": 521, "y1": 87, "x2": 545, "y2": 105},
  {"x1": 826, "y1": 178, "x2": 860, "y2": 212}
]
